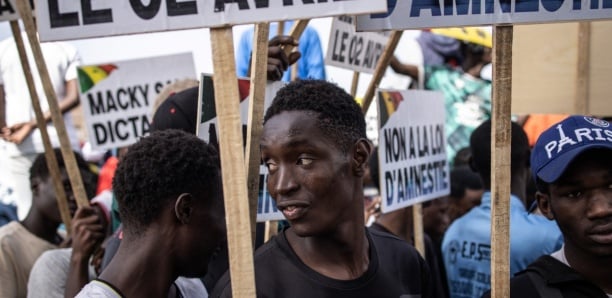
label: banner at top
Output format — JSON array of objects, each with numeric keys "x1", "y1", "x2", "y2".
[
  {"x1": 34, "y1": 0, "x2": 387, "y2": 42},
  {"x1": 356, "y1": 0, "x2": 612, "y2": 31},
  {"x1": 0, "y1": 0, "x2": 34, "y2": 22}
]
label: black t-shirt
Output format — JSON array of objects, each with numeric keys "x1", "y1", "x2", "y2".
[{"x1": 212, "y1": 227, "x2": 435, "y2": 298}]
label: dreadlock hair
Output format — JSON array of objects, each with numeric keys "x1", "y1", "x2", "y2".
[
  {"x1": 112, "y1": 129, "x2": 220, "y2": 236},
  {"x1": 29, "y1": 148, "x2": 98, "y2": 199},
  {"x1": 263, "y1": 80, "x2": 366, "y2": 154},
  {"x1": 469, "y1": 120, "x2": 530, "y2": 188}
]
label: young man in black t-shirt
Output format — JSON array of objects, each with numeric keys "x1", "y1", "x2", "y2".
[{"x1": 212, "y1": 80, "x2": 435, "y2": 298}]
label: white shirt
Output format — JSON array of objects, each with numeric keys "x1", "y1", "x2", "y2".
[{"x1": 0, "y1": 32, "x2": 81, "y2": 155}]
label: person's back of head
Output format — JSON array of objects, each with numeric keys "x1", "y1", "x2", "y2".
[
  {"x1": 469, "y1": 120, "x2": 530, "y2": 189},
  {"x1": 448, "y1": 165, "x2": 484, "y2": 221},
  {"x1": 264, "y1": 79, "x2": 367, "y2": 154},
  {"x1": 150, "y1": 86, "x2": 199, "y2": 135},
  {"x1": 112, "y1": 129, "x2": 221, "y2": 236}
]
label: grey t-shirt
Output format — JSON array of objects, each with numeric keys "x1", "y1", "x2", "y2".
[
  {"x1": 75, "y1": 278, "x2": 208, "y2": 298},
  {"x1": 27, "y1": 248, "x2": 96, "y2": 298}
]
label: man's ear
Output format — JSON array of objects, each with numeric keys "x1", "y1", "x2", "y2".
[
  {"x1": 536, "y1": 191, "x2": 555, "y2": 220},
  {"x1": 353, "y1": 138, "x2": 373, "y2": 177},
  {"x1": 174, "y1": 193, "x2": 194, "y2": 224}
]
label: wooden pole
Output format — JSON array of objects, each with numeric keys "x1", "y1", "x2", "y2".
[
  {"x1": 277, "y1": 21, "x2": 285, "y2": 36},
  {"x1": 210, "y1": 26, "x2": 256, "y2": 298},
  {"x1": 16, "y1": 0, "x2": 89, "y2": 209},
  {"x1": 361, "y1": 30, "x2": 403, "y2": 113},
  {"x1": 490, "y1": 25, "x2": 513, "y2": 298},
  {"x1": 412, "y1": 203, "x2": 425, "y2": 258},
  {"x1": 283, "y1": 19, "x2": 309, "y2": 57},
  {"x1": 245, "y1": 23, "x2": 270, "y2": 245},
  {"x1": 575, "y1": 22, "x2": 590, "y2": 115},
  {"x1": 350, "y1": 72, "x2": 360, "y2": 98},
  {"x1": 9, "y1": 21, "x2": 72, "y2": 234}
]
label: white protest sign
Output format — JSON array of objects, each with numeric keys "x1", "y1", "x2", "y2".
[
  {"x1": 0, "y1": 0, "x2": 33, "y2": 21},
  {"x1": 35, "y1": 0, "x2": 387, "y2": 41},
  {"x1": 325, "y1": 15, "x2": 389, "y2": 74},
  {"x1": 377, "y1": 89, "x2": 450, "y2": 213},
  {"x1": 78, "y1": 53, "x2": 196, "y2": 150},
  {"x1": 357, "y1": 0, "x2": 612, "y2": 31},
  {"x1": 196, "y1": 74, "x2": 285, "y2": 222}
]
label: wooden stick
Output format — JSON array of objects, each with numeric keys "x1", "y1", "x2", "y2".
[
  {"x1": 10, "y1": 21, "x2": 72, "y2": 234},
  {"x1": 361, "y1": 30, "x2": 403, "y2": 113},
  {"x1": 575, "y1": 22, "x2": 590, "y2": 115},
  {"x1": 283, "y1": 19, "x2": 309, "y2": 57},
  {"x1": 210, "y1": 26, "x2": 256, "y2": 298},
  {"x1": 412, "y1": 203, "x2": 425, "y2": 258},
  {"x1": 277, "y1": 21, "x2": 285, "y2": 36},
  {"x1": 490, "y1": 25, "x2": 513, "y2": 298},
  {"x1": 16, "y1": 0, "x2": 89, "y2": 209},
  {"x1": 350, "y1": 72, "x2": 360, "y2": 98},
  {"x1": 245, "y1": 22, "x2": 270, "y2": 245}
]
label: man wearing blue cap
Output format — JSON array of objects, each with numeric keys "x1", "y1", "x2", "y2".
[{"x1": 484, "y1": 115, "x2": 612, "y2": 298}]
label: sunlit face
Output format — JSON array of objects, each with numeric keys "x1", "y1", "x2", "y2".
[
  {"x1": 261, "y1": 111, "x2": 361, "y2": 237},
  {"x1": 542, "y1": 150, "x2": 612, "y2": 258}
]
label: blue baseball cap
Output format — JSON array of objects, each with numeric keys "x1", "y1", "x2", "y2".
[{"x1": 531, "y1": 115, "x2": 612, "y2": 183}]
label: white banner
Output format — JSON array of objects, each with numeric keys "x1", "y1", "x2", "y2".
[
  {"x1": 356, "y1": 0, "x2": 612, "y2": 31},
  {"x1": 78, "y1": 53, "x2": 196, "y2": 150},
  {"x1": 196, "y1": 74, "x2": 285, "y2": 222},
  {"x1": 377, "y1": 89, "x2": 450, "y2": 213},
  {"x1": 0, "y1": 0, "x2": 23, "y2": 21},
  {"x1": 35, "y1": 0, "x2": 387, "y2": 41},
  {"x1": 325, "y1": 16, "x2": 389, "y2": 74}
]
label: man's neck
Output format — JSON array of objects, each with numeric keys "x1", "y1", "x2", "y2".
[
  {"x1": 20, "y1": 211, "x2": 59, "y2": 244},
  {"x1": 99, "y1": 233, "x2": 177, "y2": 298},
  {"x1": 286, "y1": 221, "x2": 369, "y2": 281},
  {"x1": 564, "y1": 244, "x2": 612, "y2": 293}
]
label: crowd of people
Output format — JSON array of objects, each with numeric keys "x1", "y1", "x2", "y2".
[{"x1": 0, "y1": 23, "x2": 610, "y2": 298}]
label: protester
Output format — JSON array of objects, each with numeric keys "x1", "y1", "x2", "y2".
[
  {"x1": 0, "y1": 149, "x2": 96, "y2": 297},
  {"x1": 371, "y1": 207, "x2": 447, "y2": 298},
  {"x1": 26, "y1": 191, "x2": 112, "y2": 298},
  {"x1": 212, "y1": 80, "x2": 434, "y2": 297},
  {"x1": 484, "y1": 115, "x2": 612, "y2": 298},
  {"x1": 236, "y1": 22, "x2": 326, "y2": 81},
  {"x1": 446, "y1": 166, "x2": 485, "y2": 223},
  {"x1": 0, "y1": 32, "x2": 82, "y2": 219},
  {"x1": 442, "y1": 120, "x2": 563, "y2": 298},
  {"x1": 389, "y1": 27, "x2": 492, "y2": 163},
  {"x1": 75, "y1": 129, "x2": 225, "y2": 297}
]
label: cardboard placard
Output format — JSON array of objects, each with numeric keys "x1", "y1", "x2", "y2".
[
  {"x1": 325, "y1": 15, "x2": 389, "y2": 74},
  {"x1": 356, "y1": 0, "x2": 612, "y2": 31},
  {"x1": 77, "y1": 53, "x2": 196, "y2": 150},
  {"x1": 35, "y1": 0, "x2": 387, "y2": 41},
  {"x1": 377, "y1": 89, "x2": 450, "y2": 213},
  {"x1": 196, "y1": 74, "x2": 285, "y2": 222}
]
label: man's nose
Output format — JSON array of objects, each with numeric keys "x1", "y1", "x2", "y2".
[
  {"x1": 586, "y1": 188, "x2": 612, "y2": 220},
  {"x1": 271, "y1": 165, "x2": 298, "y2": 197}
]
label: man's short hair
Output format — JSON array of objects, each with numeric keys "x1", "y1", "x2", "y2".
[
  {"x1": 469, "y1": 120, "x2": 530, "y2": 187},
  {"x1": 263, "y1": 80, "x2": 366, "y2": 153},
  {"x1": 450, "y1": 165, "x2": 483, "y2": 199},
  {"x1": 30, "y1": 148, "x2": 98, "y2": 199},
  {"x1": 112, "y1": 129, "x2": 220, "y2": 236}
]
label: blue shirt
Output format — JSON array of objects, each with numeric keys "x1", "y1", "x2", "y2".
[
  {"x1": 441, "y1": 192, "x2": 563, "y2": 298},
  {"x1": 236, "y1": 21, "x2": 326, "y2": 81}
]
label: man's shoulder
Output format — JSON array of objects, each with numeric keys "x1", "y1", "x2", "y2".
[
  {"x1": 76, "y1": 280, "x2": 123, "y2": 298},
  {"x1": 0, "y1": 221, "x2": 26, "y2": 244}
]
